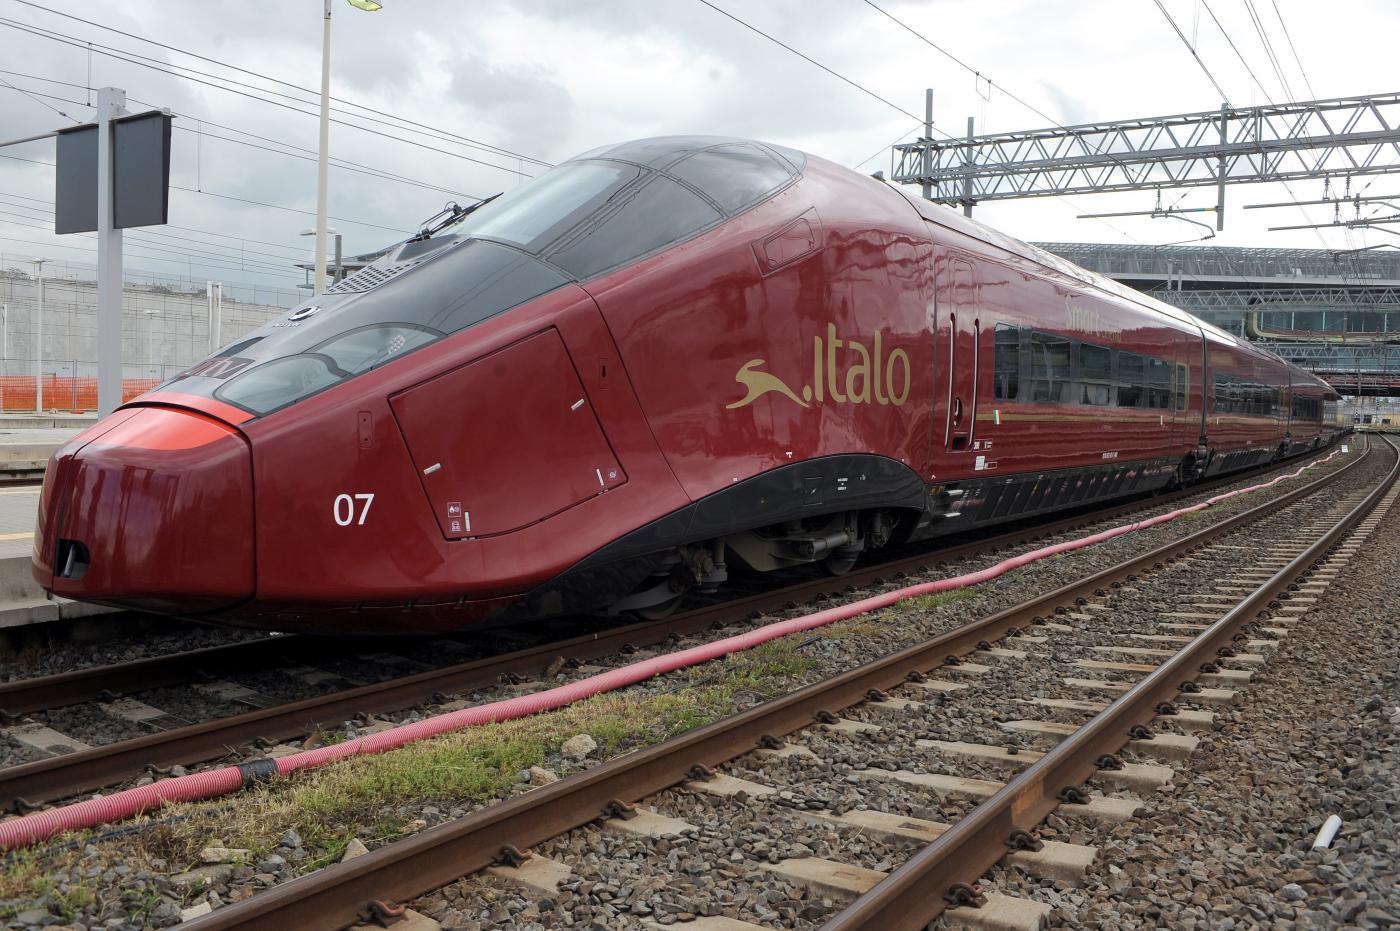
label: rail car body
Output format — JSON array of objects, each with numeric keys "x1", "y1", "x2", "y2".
[{"x1": 32, "y1": 136, "x2": 1343, "y2": 633}]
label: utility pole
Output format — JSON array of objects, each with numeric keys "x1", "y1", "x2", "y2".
[
  {"x1": 95, "y1": 86, "x2": 127, "y2": 416},
  {"x1": 963, "y1": 116, "x2": 974, "y2": 217},
  {"x1": 33, "y1": 258, "x2": 47, "y2": 413},
  {"x1": 314, "y1": 0, "x2": 333, "y2": 296},
  {"x1": 921, "y1": 88, "x2": 932, "y2": 201}
]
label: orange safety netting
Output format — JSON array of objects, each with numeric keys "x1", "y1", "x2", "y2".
[{"x1": 0, "y1": 377, "x2": 160, "y2": 412}]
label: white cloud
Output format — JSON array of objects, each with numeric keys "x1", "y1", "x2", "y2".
[{"x1": 0, "y1": 0, "x2": 1395, "y2": 289}]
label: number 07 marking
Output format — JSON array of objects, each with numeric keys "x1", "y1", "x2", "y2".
[{"x1": 333, "y1": 493, "x2": 375, "y2": 526}]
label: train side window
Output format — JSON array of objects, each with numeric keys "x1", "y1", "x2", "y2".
[
  {"x1": 544, "y1": 173, "x2": 723, "y2": 279},
  {"x1": 1213, "y1": 373, "x2": 1230, "y2": 413},
  {"x1": 1028, "y1": 331, "x2": 1070, "y2": 403},
  {"x1": 1079, "y1": 343, "x2": 1112, "y2": 406},
  {"x1": 1175, "y1": 364, "x2": 1187, "y2": 411},
  {"x1": 993, "y1": 324, "x2": 1021, "y2": 401},
  {"x1": 1147, "y1": 358, "x2": 1171, "y2": 409},
  {"x1": 667, "y1": 144, "x2": 794, "y2": 214},
  {"x1": 1116, "y1": 351, "x2": 1145, "y2": 408}
]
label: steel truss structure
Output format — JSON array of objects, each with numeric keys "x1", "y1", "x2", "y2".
[
  {"x1": 894, "y1": 93, "x2": 1400, "y2": 225},
  {"x1": 1154, "y1": 287, "x2": 1400, "y2": 310}
]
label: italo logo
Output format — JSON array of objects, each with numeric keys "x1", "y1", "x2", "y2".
[{"x1": 727, "y1": 324, "x2": 912, "y2": 410}]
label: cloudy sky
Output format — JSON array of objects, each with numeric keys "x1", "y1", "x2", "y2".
[{"x1": 0, "y1": 0, "x2": 1396, "y2": 292}]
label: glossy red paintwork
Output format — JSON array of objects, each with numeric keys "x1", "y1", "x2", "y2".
[
  {"x1": 37, "y1": 406, "x2": 253, "y2": 613},
  {"x1": 34, "y1": 147, "x2": 1339, "y2": 633}
]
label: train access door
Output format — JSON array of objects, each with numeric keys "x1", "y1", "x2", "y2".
[{"x1": 941, "y1": 257, "x2": 981, "y2": 453}]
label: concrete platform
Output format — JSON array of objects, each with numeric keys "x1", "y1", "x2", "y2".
[{"x1": 0, "y1": 426, "x2": 79, "y2": 479}]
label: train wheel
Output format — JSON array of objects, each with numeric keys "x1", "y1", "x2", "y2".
[
  {"x1": 633, "y1": 593, "x2": 686, "y2": 620},
  {"x1": 823, "y1": 548, "x2": 861, "y2": 576}
]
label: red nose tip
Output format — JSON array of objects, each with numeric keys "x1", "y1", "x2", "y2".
[{"x1": 34, "y1": 405, "x2": 254, "y2": 615}]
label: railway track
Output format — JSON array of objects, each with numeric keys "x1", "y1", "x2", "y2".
[
  {"x1": 0, "y1": 447, "x2": 1353, "y2": 813},
  {"x1": 166, "y1": 434, "x2": 1395, "y2": 930}
]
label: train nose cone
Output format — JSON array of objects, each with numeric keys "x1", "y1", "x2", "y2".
[{"x1": 33, "y1": 406, "x2": 254, "y2": 614}]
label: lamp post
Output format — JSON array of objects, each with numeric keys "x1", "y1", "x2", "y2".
[
  {"x1": 144, "y1": 309, "x2": 160, "y2": 381},
  {"x1": 302, "y1": 227, "x2": 342, "y2": 285},
  {"x1": 33, "y1": 257, "x2": 47, "y2": 414},
  {"x1": 315, "y1": 0, "x2": 382, "y2": 295}
]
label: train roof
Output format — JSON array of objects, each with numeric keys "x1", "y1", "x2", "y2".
[{"x1": 875, "y1": 179, "x2": 1339, "y2": 394}]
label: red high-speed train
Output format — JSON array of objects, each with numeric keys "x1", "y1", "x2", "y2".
[{"x1": 33, "y1": 136, "x2": 1344, "y2": 633}]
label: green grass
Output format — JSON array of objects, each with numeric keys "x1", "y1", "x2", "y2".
[{"x1": 0, "y1": 632, "x2": 828, "y2": 904}]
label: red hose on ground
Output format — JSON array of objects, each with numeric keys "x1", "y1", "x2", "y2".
[{"x1": 0, "y1": 449, "x2": 1341, "y2": 850}]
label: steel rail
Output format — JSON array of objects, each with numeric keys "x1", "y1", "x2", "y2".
[
  {"x1": 0, "y1": 449, "x2": 1343, "y2": 810},
  {"x1": 0, "y1": 446, "x2": 1339, "y2": 717},
  {"x1": 180, "y1": 442, "x2": 1373, "y2": 931},
  {"x1": 822, "y1": 434, "x2": 1399, "y2": 931}
]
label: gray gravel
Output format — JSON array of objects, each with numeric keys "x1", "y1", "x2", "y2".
[{"x1": 0, "y1": 444, "x2": 1373, "y2": 929}]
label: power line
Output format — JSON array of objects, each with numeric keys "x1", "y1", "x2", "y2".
[
  {"x1": 0, "y1": 148, "x2": 411, "y2": 234},
  {"x1": 0, "y1": 70, "x2": 479, "y2": 200},
  {"x1": 0, "y1": 217, "x2": 297, "y2": 278},
  {"x1": 0, "y1": 189, "x2": 307, "y2": 254},
  {"x1": 0, "y1": 72, "x2": 81, "y2": 122},
  {"x1": 1197, "y1": 0, "x2": 1274, "y2": 101},
  {"x1": 1268, "y1": 0, "x2": 1317, "y2": 100},
  {"x1": 1241, "y1": 0, "x2": 1294, "y2": 100},
  {"x1": 0, "y1": 208, "x2": 299, "y2": 274},
  {"x1": 854, "y1": 0, "x2": 1160, "y2": 247},
  {"x1": 1151, "y1": 0, "x2": 1233, "y2": 106},
  {"x1": 0, "y1": 17, "x2": 540, "y2": 178},
  {"x1": 9, "y1": 0, "x2": 554, "y2": 169},
  {"x1": 693, "y1": 0, "x2": 926, "y2": 124},
  {"x1": 1189, "y1": 2, "x2": 1367, "y2": 279}
]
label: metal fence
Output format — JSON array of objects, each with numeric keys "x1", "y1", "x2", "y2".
[{"x1": 0, "y1": 255, "x2": 299, "y2": 410}]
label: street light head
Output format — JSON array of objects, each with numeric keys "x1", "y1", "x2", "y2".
[
  {"x1": 346, "y1": 0, "x2": 382, "y2": 10},
  {"x1": 300, "y1": 228, "x2": 340, "y2": 236}
]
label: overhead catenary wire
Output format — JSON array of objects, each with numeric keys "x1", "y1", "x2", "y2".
[
  {"x1": 0, "y1": 69, "x2": 483, "y2": 200},
  {"x1": 8, "y1": 0, "x2": 554, "y2": 169},
  {"x1": 0, "y1": 148, "x2": 411, "y2": 234},
  {"x1": 0, "y1": 189, "x2": 308, "y2": 255},
  {"x1": 1151, "y1": 0, "x2": 1233, "y2": 106},
  {"x1": 1188, "y1": 0, "x2": 1370, "y2": 282},
  {"x1": 1268, "y1": 0, "x2": 1317, "y2": 100},
  {"x1": 851, "y1": 0, "x2": 1166, "y2": 248},
  {"x1": 0, "y1": 17, "x2": 540, "y2": 178},
  {"x1": 692, "y1": 0, "x2": 928, "y2": 125},
  {"x1": 1241, "y1": 0, "x2": 1294, "y2": 100},
  {"x1": 0, "y1": 211, "x2": 303, "y2": 276}
]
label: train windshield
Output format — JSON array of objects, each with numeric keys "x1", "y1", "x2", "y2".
[
  {"x1": 455, "y1": 140, "x2": 801, "y2": 279},
  {"x1": 174, "y1": 138, "x2": 804, "y2": 418}
]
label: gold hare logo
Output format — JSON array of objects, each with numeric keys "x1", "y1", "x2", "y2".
[{"x1": 727, "y1": 324, "x2": 911, "y2": 410}]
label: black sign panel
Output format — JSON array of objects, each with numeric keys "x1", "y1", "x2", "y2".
[
  {"x1": 54, "y1": 124, "x2": 97, "y2": 235},
  {"x1": 54, "y1": 110, "x2": 172, "y2": 234}
]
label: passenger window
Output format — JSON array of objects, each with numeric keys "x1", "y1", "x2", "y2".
[
  {"x1": 994, "y1": 324, "x2": 1021, "y2": 401},
  {"x1": 1028, "y1": 331, "x2": 1070, "y2": 403},
  {"x1": 1147, "y1": 358, "x2": 1172, "y2": 409},
  {"x1": 1079, "y1": 343, "x2": 1112, "y2": 406},
  {"x1": 544, "y1": 173, "x2": 723, "y2": 279},
  {"x1": 1175, "y1": 364, "x2": 1188, "y2": 411},
  {"x1": 668, "y1": 145, "x2": 793, "y2": 214},
  {"x1": 1117, "y1": 352, "x2": 1145, "y2": 408}
]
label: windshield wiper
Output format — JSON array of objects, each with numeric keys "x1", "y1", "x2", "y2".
[{"x1": 410, "y1": 193, "x2": 503, "y2": 242}]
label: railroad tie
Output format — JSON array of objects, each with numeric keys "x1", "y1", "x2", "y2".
[{"x1": 2, "y1": 722, "x2": 90, "y2": 756}]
